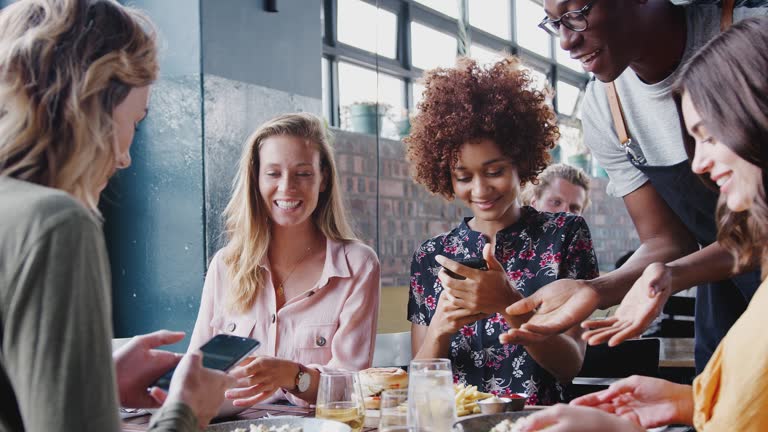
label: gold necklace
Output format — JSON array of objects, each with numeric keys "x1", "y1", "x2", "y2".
[{"x1": 275, "y1": 246, "x2": 313, "y2": 299}]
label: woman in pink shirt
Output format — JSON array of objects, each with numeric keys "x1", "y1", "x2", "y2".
[{"x1": 189, "y1": 113, "x2": 380, "y2": 408}]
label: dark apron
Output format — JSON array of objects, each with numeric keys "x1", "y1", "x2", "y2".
[{"x1": 632, "y1": 159, "x2": 761, "y2": 372}]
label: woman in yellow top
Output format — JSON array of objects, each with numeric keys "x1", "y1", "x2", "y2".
[{"x1": 515, "y1": 16, "x2": 768, "y2": 432}]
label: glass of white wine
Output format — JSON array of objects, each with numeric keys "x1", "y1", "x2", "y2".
[
  {"x1": 408, "y1": 358, "x2": 456, "y2": 432},
  {"x1": 316, "y1": 371, "x2": 366, "y2": 432},
  {"x1": 379, "y1": 389, "x2": 410, "y2": 431}
]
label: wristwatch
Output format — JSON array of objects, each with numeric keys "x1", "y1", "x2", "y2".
[{"x1": 295, "y1": 365, "x2": 310, "y2": 393}]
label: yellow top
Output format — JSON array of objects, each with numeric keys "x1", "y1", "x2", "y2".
[{"x1": 693, "y1": 278, "x2": 768, "y2": 431}]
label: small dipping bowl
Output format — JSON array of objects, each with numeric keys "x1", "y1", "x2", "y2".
[
  {"x1": 478, "y1": 397, "x2": 512, "y2": 414},
  {"x1": 506, "y1": 393, "x2": 528, "y2": 412}
]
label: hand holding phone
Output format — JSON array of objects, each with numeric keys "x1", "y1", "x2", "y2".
[
  {"x1": 152, "y1": 334, "x2": 260, "y2": 390},
  {"x1": 442, "y1": 257, "x2": 488, "y2": 280}
]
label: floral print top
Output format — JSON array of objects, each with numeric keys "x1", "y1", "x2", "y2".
[{"x1": 407, "y1": 206, "x2": 599, "y2": 405}]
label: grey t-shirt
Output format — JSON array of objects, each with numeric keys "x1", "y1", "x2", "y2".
[
  {"x1": 582, "y1": 5, "x2": 768, "y2": 198},
  {"x1": 0, "y1": 177, "x2": 195, "y2": 431}
]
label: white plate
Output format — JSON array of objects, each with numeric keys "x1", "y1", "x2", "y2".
[{"x1": 205, "y1": 417, "x2": 351, "y2": 432}]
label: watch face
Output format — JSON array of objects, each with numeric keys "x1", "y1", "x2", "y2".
[{"x1": 297, "y1": 371, "x2": 311, "y2": 392}]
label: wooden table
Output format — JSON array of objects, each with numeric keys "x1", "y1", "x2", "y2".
[
  {"x1": 658, "y1": 338, "x2": 695, "y2": 369},
  {"x1": 121, "y1": 403, "x2": 378, "y2": 431}
]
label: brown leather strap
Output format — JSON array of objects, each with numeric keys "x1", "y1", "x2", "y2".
[
  {"x1": 721, "y1": 0, "x2": 736, "y2": 31},
  {"x1": 606, "y1": 81, "x2": 631, "y2": 146},
  {"x1": 606, "y1": 2, "x2": 737, "y2": 150}
]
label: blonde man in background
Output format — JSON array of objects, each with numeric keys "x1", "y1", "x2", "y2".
[{"x1": 523, "y1": 163, "x2": 591, "y2": 216}]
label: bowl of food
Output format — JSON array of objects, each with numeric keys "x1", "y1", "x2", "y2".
[
  {"x1": 452, "y1": 412, "x2": 532, "y2": 432},
  {"x1": 205, "y1": 417, "x2": 351, "y2": 432},
  {"x1": 477, "y1": 396, "x2": 512, "y2": 415},
  {"x1": 506, "y1": 393, "x2": 528, "y2": 412}
]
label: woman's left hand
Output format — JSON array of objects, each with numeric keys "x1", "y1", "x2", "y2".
[
  {"x1": 436, "y1": 243, "x2": 522, "y2": 318},
  {"x1": 225, "y1": 356, "x2": 299, "y2": 407}
]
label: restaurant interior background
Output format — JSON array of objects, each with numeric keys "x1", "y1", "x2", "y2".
[{"x1": 0, "y1": 0, "x2": 642, "y2": 350}]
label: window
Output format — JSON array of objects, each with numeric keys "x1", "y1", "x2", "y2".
[
  {"x1": 515, "y1": 0, "x2": 551, "y2": 58},
  {"x1": 321, "y1": 57, "x2": 330, "y2": 122},
  {"x1": 556, "y1": 80, "x2": 581, "y2": 117},
  {"x1": 471, "y1": 44, "x2": 505, "y2": 66},
  {"x1": 414, "y1": 0, "x2": 458, "y2": 18},
  {"x1": 412, "y1": 82, "x2": 426, "y2": 112},
  {"x1": 338, "y1": 61, "x2": 405, "y2": 136},
  {"x1": 411, "y1": 22, "x2": 457, "y2": 71},
  {"x1": 337, "y1": 0, "x2": 397, "y2": 59},
  {"x1": 469, "y1": 0, "x2": 510, "y2": 39}
]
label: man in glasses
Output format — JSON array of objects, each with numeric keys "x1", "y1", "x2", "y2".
[{"x1": 504, "y1": 0, "x2": 767, "y2": 372}]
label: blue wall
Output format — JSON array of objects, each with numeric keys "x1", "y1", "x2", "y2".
[{"x1": 103, "y1": 0, "x2": 205, "y2": 351}]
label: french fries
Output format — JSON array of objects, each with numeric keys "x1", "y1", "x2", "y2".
[{"x1": 454, "y1": 383, "x2": 493, "y2": 417}]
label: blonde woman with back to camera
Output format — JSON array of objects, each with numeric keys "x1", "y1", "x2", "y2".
[
  {"x1": 189, "y1": 113, "x2": 380, "y2": 410},
  {"x1": 0, "y1": 0, "x2": 236, "y2": 430}
]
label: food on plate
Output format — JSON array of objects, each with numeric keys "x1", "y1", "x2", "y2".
[
  {"x1": 454, "y1": 383, "x2": 494, "y2": 417},
  {"x1": 231, "y1": 425, "x2": 302, "y2": 432},
  {"x1": 359, "y1": 367, "x2": 408, "y2": 409},
  {"x1": 488, "y1": 418, "x2": 524, "y2": 432}
]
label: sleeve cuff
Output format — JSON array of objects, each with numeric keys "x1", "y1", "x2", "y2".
[{"x1": 148, "y1": 401, "x2": 199, "y2": 432}]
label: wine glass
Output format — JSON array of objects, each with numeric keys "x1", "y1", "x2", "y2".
[
  {"x1": 316, "y1": 371, "x2": 366, "y2": 432},
  {"x1": 379, "y1": 389, "x2": 410, "y2": 431},
  {"x1": 408, "y1": 358, "x2": 456, "y2": 432}
]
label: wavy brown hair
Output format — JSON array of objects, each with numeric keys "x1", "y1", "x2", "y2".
[
  {"x1": 0, "y1": 0, "x2": 158, "y2": 210},
  {"x1": 405, "y1": 56, "x2": 559, "y2": 199},
  {"x1": 675, "y1": 17, "x2": 768, "y2": 276},
  {"x1": 222, "y1": 113, "x2": 358, "y2": 312}
]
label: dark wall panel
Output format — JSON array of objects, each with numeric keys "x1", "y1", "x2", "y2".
[{"x1": 201, "y1": 0, "x2": 322, "y2": 99}]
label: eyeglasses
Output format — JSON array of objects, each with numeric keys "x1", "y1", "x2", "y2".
[{"x1": 538, "y1": 1, "x2": 597, "y2": 37}]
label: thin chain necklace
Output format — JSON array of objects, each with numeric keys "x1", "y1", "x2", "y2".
[{"x1": 275, "y1": 245, "x2": 313, "y2": 300}]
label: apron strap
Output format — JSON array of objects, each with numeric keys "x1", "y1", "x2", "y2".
[{"x1": 605, "y1": 2, "x2": 737, "y2": 154}]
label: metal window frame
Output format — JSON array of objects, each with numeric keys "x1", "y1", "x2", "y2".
[{"x1": 322, "y1": 0, "x2": 589, "y2": 127}]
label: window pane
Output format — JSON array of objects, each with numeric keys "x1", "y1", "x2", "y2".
[
  {"x1": 337, "y1": 0, "x2": 397, "y2": 59},
  {"x1": 411, "y1": 22, "x2": 457, "y2": 70},
  {"x1": 471, "y1": 44, "x2": 505, "y2": 66},
  {"x1": 321, "y1": 57, "x2": 330, "y2": 123},
  {"x1": 338, "y1": 62, "x2": 405, "y2": 136},
  {"x1": 414, "y1": 0, "x2": 458, "y2": 18},
  {"x1": 515, "y1": 0, "x2": 551, "y2": 58},
  {"x1": 556, "y1": 80, "x2": 581, "y2": 117},
  {"x1": 469, "y1": 0, "x2": 510, "y2": 38},
  {"x1": 556, "y1": 45, "x2": 584, "y2": 72}
]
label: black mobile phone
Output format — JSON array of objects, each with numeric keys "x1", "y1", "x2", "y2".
[
  {"x1": 152, "y1": 334, "x2": 260, "y2": 390},
  {"x1": 443, "y1": 257, "x2": 488, "y2": 280}
]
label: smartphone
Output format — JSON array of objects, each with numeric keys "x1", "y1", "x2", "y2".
[
  {"x1": 442, "y1": 257, "x2": 488, "y2": 280},
  {"x1": 152, "y1": 334, "x2": 260, "y2": 390}
]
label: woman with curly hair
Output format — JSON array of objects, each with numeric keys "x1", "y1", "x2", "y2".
[{"x1": 405, "y1": 57, "x2": 599, "y2": 404}]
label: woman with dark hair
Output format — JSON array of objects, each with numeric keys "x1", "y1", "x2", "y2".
[
  {"x1": 405, "y1": 57, "x2": 598, "y2": 405},
  {"x1": 515, "y1": 16, "x2": 768, "y2": 432}
]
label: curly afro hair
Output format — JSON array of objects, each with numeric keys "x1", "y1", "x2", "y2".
[{"x1": 404, "y1": 56, "x2": 559, "y2": 199}]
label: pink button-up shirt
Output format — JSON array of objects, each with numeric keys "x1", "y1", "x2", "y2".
[{"x1": 189, "y1": 238, "x2": 380, "y2": 404}]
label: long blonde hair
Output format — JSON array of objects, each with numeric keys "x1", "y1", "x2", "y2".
[
  {"x1": 0, "y1": 0, "x2": 158, "y2": 210},
  {"x1": 222, "y1": 113, "x2": 358, "y2": 312}
]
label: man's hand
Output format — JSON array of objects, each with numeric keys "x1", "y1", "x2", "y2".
[
  {"x1": 500, "y1": 279, "x2": 600, "y2": 345},
  {"x1": 571, "y1": 375, "x2": 694, "y2": 428},
  {"x1": 165, "y1": 352, "x2": 237, "y2": 428},
  {"x1": 515, "y1": 404, "x2": 646, "y2": 432},
  {"x1": 436, "y1": 243, "x2": 520, "y2": 316},
  {"x1": 581, "y1": 263, "x2": 672, "y2": 346},
  {"x1": 113, "y1": 330, "x2": 185, "y2": 408}
]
